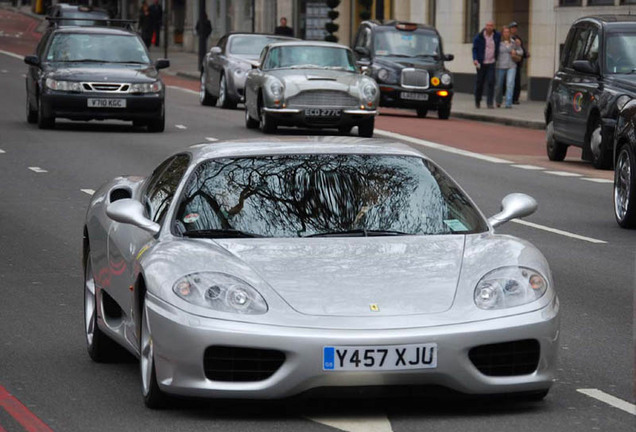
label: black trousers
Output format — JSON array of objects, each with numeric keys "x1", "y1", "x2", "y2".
[
  {"x1": 513, "y1": 60, "x2": 523, "y2": 102},
  {"x1": 474, "y1": 63, "x2": 495, "y2": 107}
]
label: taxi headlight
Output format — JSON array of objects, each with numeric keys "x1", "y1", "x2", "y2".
[
  {"x1": 377, "y1": 68, "x2": 390, "y2": 82},
  {"x1": 361, "y1": 82, "x2": 378, "y2": 102},
  {"x1": 440, "y1": 73, "x2": 452, "y2": 86},
  {"x1": 173, "y1": 272, "x2": 268, "y2": 315},
  {"x1": 474, "y1": 267, "x2": 548, "y2": 310},
  {"x1": 45, "y1": 78, "x2": 83, "y2": 92},
  {"x1": 269, "y1": 81, "x2": 284, "y2": 97},
  {"x1": 129, "y1": 81, "x2": 162, "y2": 93}
]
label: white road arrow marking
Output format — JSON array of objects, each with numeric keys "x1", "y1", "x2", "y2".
[
  {"x1": 306, "y1": 414, "x2": 393, "y2": 432},
  {"x1": 205, "y1": 137, "x2": 218, "y2": 142},
  {"x1": 577, "y1": 389, "x2": 636, "y2": 416},
  {"x1": 28, "y1": 167, "x2": 48, "y2": 173},
  {"x1": 175, "y1": 124, "x2": 187, "y2": 130}
]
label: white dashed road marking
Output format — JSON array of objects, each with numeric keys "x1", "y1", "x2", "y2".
[
  {"x1": 167, "y1": 85, "x2": 199, "y2": 96},
  {"x1": 545, "y1": 170, "x2": 582, "y2": 177},
  {"x1": 512, "y1": 219, "x2": 607, "y2": 244},
  {"x1": 81, "y1": 189, "x2": 95, "y2": 195},
  {"x1": 577, "y1": 389, "x2": 636, "y2": 416},
  {"x1": 307, "y1": 414, "x2": 393, "y2": 432},
  {"x1": 28, "y1": 167, "x2": 48, "y2": 173},
  {"x1": 0, "y1": 149, "x2": 5, "y2": 154},
  {"x1": 582, "y1": 178, "x2": 613, "y2": 184},
  {"x1": 205, "y1": 137, "x2": 218, "y2": 142},
  {"x1": 512, "y1": 164, "x2": 545, "y2": 170},
  {"x1": 0, "y1": 49, "x2": 24, "y2": 60},
  {"x1": 175, "y1": 124, "x2": 187, "y2": 130}
]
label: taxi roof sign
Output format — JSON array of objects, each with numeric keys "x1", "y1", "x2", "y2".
[{"x1": 396, "y1": 22, "x2": 418, "y2": 31}]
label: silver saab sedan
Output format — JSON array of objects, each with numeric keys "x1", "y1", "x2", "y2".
[
  {"x1": 83, "y1": 137, "x2": 559, "y2": 408},
  {"x1": 244, "y1": 41, "x2": 380, "y2": 136}
]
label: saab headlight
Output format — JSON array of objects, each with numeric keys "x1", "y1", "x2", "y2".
[
  {"x1": 269, "y1": 81, "x2": 284, "y2": 97},
  {"x1": 173, "y1": 272, "x2": 268, "y2": 314},
  {"x1": 361, "y1": 82, "x2": 378, "y2": 102},
  {"x1": 377, "y1": 68, "x2": 390, "y2": 82},
  {"x1": 440, "y1": 73, "x2": 452, "y2": 86},
  {"x1": 45, "y1": 78, "x2": 82, "y2": 92},
  {"x1": 616, "y1": 95, "x2": 632, "y2": 112},
  {"x1": 474, "y1": 267, "x2": 548, "y2": 310},
  {"x1": 129, "y1": 81, "x2": 162, "y2": 93}
]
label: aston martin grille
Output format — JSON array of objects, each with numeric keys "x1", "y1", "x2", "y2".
[
  {"x1": 82, "y1": 83, "x2": 130, "y2": 93},
  {"x1": 469, "y1": 339, "x2": 540, "y2": 377},
  {"x1": 401, "y1": 69, "x2": 429, "y2": 89},
  {"x1": 288, "y1": 90, "x2": 358, "y2": 108},
  {"x1": 204, "y1": 346, "x2": 285, "y2": 382}
]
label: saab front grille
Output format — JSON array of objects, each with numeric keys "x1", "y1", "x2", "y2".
[
  {"x1": 468, "y1": 339, "x2": 540, "y2": 377},
  {"x1": 288, "y1": 90, "x2": 358, "y2": 108},
  {"x1": 82, "y1": 83, "x2": 130, "y2": 93},
  {"x1": 401, "y1": 69, "x2": 429, "y2": 89},
  {"x1": 204, "y1": 346, "x2": 285, "y2": 382}
]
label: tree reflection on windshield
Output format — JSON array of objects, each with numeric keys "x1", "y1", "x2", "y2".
[{"x1": 176, "y1": 154, "x2": 487, "y2": 238}]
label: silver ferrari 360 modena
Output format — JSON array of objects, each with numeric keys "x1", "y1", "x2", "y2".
[
  {"x1": 83, "y1": 137, "x2": 559, "y2": 408},
  {"x1": 244, "y1": 41, "x2": 380, "y2": 136}
]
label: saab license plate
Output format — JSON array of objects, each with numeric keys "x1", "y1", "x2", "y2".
[
  {"x1": 322, "y1": 343, "x2": 437, "y2": 371},
  {"x1": 88, "y1": 98, "x2": 126, "y2": 108},
  {"x1": 401, "y1": 92, "x2": 428, "y2": 101},
  {"x1": 304, "y1": 108, "x2": 341, "y2": 117}
]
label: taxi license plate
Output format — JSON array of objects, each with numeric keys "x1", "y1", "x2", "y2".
[
  {"x1": 323, "y1": 343, "x2": 437, "y2": 371},
  {"x1": 401, "y1": 92, "x2": 428, "y2": 101},
  {"x1": 88, "y1": 98, "x2": 126, "y2": 108},
  {"x1": 305, "y1": 108, "x2": 341, "y2": 117}
]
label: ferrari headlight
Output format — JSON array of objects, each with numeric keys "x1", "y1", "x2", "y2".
[
  {"x1": 173, "y1": 272, "x2": 268, "y2": 314},
  {"x1": 361, "y1": 82, "x2": 378, "y2": 102},
  {"x1": 474, "y1": 267, "x2": 548, "y2": 310},
  {"x1": 269, "y1": 81, "x2": 284, "y2": 98},
  {"x1": 440, "y1": 73, "x2": 452, "y2": 86},
  {"x1": 377, "y1": 68, "x2": 389, "y2": 82},
  {"x1": 616, "y1": 95, "x2": 631, "y2": 112},
  {"x1": 129, "y1": 81, "x2": 162, "y2": 93},
  {"x1": 45, "y1": 78, "x2": 83, "y2": 92}
]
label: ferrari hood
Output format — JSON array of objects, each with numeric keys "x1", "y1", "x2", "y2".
[
  {"x1": 270, "y1": 69, "x2": 363, "y2": 93},
  {"x1": 216, "y1": 236, "x2": 465, "y2": 317}
]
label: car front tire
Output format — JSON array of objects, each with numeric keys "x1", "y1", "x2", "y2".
[
  {"x1": 37, "y1": 96, "x2": 54, "y2": 129},
  {"x1": 416, "y1": 107, "x2": 428, "y2": 118},
  {"x1": 218, "y1": 74, "x2": 237, "y2": 109},
  {"x1": 358, "y1": 117, "x2": 374, "y2": 138},
  {"x1": 259, "y1": 104, "x2": 277, "y2": 134},
  {"x1": 245, "y1": 106, "x2": 258, "y2": 129},
  {"x1": 147, "y1": 106, "x2": 165, "y2": 133},
  {"x1": 614, "y1": 144, "x2": 636, "y2": 228},
  {"x1": 588, "y1": 117, "x2": 612, "y2": 170},
  {"x1": 546, "y1": 120, "x2": 567, "y2": 161},
  {"x1": 437, "y1": 104, "x2": 451, "y2": 120},
  {"x1": 26, "y1": 93, "x2": 37, "y2": 124},
  {"x1": 140, "y1": 299, "x2": 167, "y2": 409},
  {"x1": 199, "y1": 72, "x2": 216, "y2": 106}
]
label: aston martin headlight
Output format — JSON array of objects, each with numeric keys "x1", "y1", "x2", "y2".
[
  {"x1": 361, "y1": 82, "x2": 378, "y2": 102},
  {"x1": 474, "y1": 267, "x2": 548, "y2": 310},
  {"x1": 440, "y1": 73, "x2": 452, "y2": 86},
  {"x1": 269, "y1": 81, "x2": 284, "y2": 98},
  {"x1": 616, "y1": 95, "x2": 632, "y2": 112},
  {"x1": 377, "y1": 68, "x2": 389, "y2": 82},
  {"x1": 45, "y1": 78, "x2": 82, "y2": 92},
  {"x1": 129, "y1": 81, "x2": 162, "y2": 93},
  {"x1": 173, "y1": 272, "x2": 268, "y2": 314}
]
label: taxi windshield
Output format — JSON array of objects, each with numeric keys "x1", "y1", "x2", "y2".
[
  {"x1": 263, "y1": 46, "x2": 356, "y2": 71},
  {"x1": 176, "y1": 154, "x2": 488, "y2": 238},
  {"x1": 46, "y1": 33, "x2": 150, "y2": 63},
  {"x1": 605, "y1": 32, "x2": 636, "y2": 74},
  {"x1": 374, "y1": 29, "x2": 440, "y2": 58}
]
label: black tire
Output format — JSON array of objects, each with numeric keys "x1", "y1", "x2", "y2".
[
  {"x1": 259, "y1": 102, "x2": 277, "y2": 134},
  {"x1": 614, "y1": 143, "x2": 636, "y2": 228},
  {"x1": 338, "y1": 125, "x2": 353, "y2": 135},
  {"x1": 84, "y1": 249, "x2": 117, "y2": 362},
  {"x1": 218, "y1": 74, "x2": 237, "y2": 109},
  {"x1": 140, "y1": 300, "x2": 167, "y2": 409},
  {"x1": 437, "y1": 104, "x2": 451, "y2": 120},
  {"x1": 245, "y1": 106, "x2": 258, "y2": 129},
  {"x1": 26, "y1": 93, "x2": 37, "y2": 124},
  {"x1": 416, "y1": 107, "x2": 428, "y2": 118},
  {"x1": 147, "y1": 106, "x2": 165, "y2": 133},
  {"x1": 546, "y1": 120, "x2": 567, "y2": 162},
  {"x1": 358, "y1": 117, "x2": 374, "y2": 138},
  {"x1": 132, "y1": 120, "x2": 145, "y2": 127},
  {"x1": 37, "y1": 96, "x2": 54, "y2": 129},
  {"x1": 199, "y1": 72, "x2": 215, "y2": 106},
  {"x1": 588, "y1": 116, "x2": 612, "y2": 170}
]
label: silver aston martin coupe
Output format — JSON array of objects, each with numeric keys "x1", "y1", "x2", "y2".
[{"x1": 82, "y1": 137, "x2": 559, "y2": 408}]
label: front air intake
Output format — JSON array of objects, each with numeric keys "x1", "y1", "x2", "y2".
[
  {"x1": 469, "y1": 339, "x2": 540, "y2": 377},
  {"x1": 204, "y1": 346, "x2": 285, "y2": 382}
]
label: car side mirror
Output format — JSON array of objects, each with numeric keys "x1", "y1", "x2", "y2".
[
  {"x1": 444, "y1": 54, "x2": 454, "y2": 61},
  {"x1": 488, "y1": 193, "x2": 537, "y2": 228},
  {"x1": 155, "y1": 58, "x2": 170, "y2": 70},
  {"x1": 572, "y1": 59, "x2": 598, "y2": 75},
  {"x1": 24, "y1": 55, "x2": 40, "y2": 67},
  {"x1": 210, "y1": 46, "x2": 222, "y2": 55},
  {"x1": 251, "y1": 62, "x2": 260, "y2": 70},
  {"x1": 106, "y1": 199, "x2": 160, "y2": 236},
  {"x1": 355, "y1": 46, "x2": 370, "y2": 58}
]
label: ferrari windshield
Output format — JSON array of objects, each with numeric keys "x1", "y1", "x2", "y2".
[
  {"x1": 263, "y1": 45, "x2": 356, "y2": 71},
  {"x1": 176, "y1": 154, "x2": 487, "y2": 238},
  {"x1": 229, "y1": 35, "x2": 290, "y2": 56},
  {"x1": 374, "y1": 29, "x2": 440, "y2": 58},
  {"x1": 46, "y1": 33, "x2": 150, "y2": 63}
]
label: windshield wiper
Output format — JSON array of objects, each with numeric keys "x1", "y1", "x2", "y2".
[
  {"x1": 64, "y1": 59, "x2": 108, "y2": 63},
  {"x1": 183, "y1": 229, "x2": 264, "y2": 238},
  {"x1": 306, "y1": 229, "x2": 409, "y2": 238},
  {"x1": 110, "y1": 60, "x2": 148, "y2": 64}
]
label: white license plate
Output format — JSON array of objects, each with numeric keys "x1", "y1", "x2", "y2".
[
  {"x1": 87, "y1": 98, "x2": 126, "y2": 108},
  {"x1": 400, "y1": 92, "x2": 428, "y2": 101},
  {"x1": 323, "y1": 343, "x2": 437, "y2": 371},
  {"x1": 304, "y1": 108, "x2": 341, "y2": 117}
]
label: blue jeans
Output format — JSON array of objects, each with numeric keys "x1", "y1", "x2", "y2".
[{"x1": 496, "y1": 68, "x2": 516, "y2": 107}]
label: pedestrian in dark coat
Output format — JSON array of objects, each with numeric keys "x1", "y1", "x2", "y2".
[
  {"x1": 509, "y1": 21, "x2": 530, "y2": 104},
  {"x1": 472, "y1": 20, "x2": 500, "y2": 109},
  {"x1": 138, "y1": 1, "x2": 153, "y2": 48},
  {"x1": 149, "y1": 0, "x2": 162, "y2": 46},
  {"x1": 274, "y1": 17, "x2": 294, "y2": 37}
]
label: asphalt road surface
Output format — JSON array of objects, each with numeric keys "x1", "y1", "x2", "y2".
[{"x1": 0, "y1": 16, "x2": 634, "y2": 432}]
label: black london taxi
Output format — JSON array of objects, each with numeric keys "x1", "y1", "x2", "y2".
[
  {"x1": 24, "y1": 25, "x2": 169, "y2": 131},
  {"x1": 613, "y1": 100, "x2": 636, "y2": 228},
  {"x1": 545, "y1": 15, "x2": 636, "y2": 169},
  {"x1": 352, "y1": 20, "x2": 454, "y2": 119}
]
